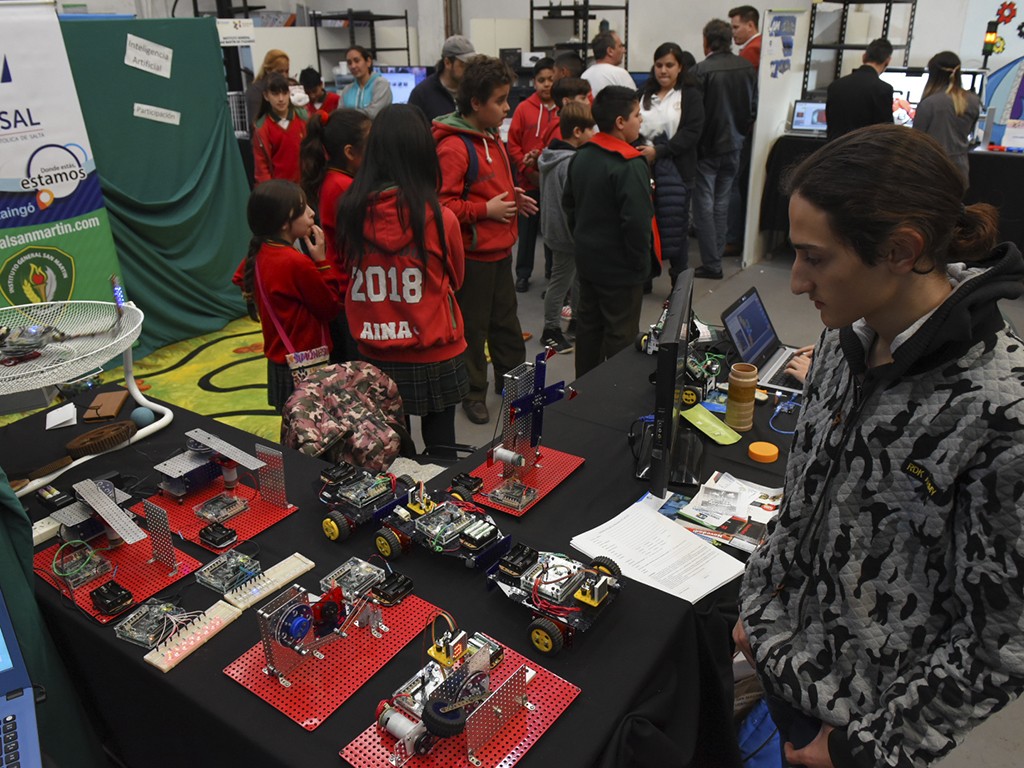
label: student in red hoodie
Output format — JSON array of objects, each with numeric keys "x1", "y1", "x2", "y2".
[
  {"x1": 299, "y1": 67, "x2": 341, "y2": 121},
  {"x1": 253, "y1": 73, "x2": 309, "y2": 183},
  {"x1": 234, "y1": 180, "x2": 343, "y2": 410},
  {"x1": 507, "y1": 57, "x2": 557, "y2": 291},
  {"x1": 433, "y1": 56, "x2": 538, "y2": 425},
  {"x1": 300, "y1": 108, "x2": 371, "y2": 361},
  {"x1": 338, "y1": 105, "x2": 468, "y2": 453}
]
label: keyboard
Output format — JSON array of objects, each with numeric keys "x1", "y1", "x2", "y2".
[
  {"x1": 767, "y1": 359, "x2": 803, "y2": 391},
  {"x1": 3, "y1": 713, "x2": 22, "y2": 768}
]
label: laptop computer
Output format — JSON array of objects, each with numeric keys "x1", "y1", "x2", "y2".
[
  {"x1": 721, "y1": 288, "x2": 803, "y2": 395},
  {"x1": 788, "y1": 100, "x2": 827, "y2": 136},
  {"x1": 0, "y1": 587, "x2": 43, "y2": 768}
]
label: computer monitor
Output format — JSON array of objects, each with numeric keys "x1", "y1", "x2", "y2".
[
  {"x1": 880, "y1": 67, "x2": 986, "y2": 107},
  {"x1": 377, "y1": 65, "x2": 429, "y2": 105},
  {"x1": 650, "y1": 269, "x2": 703, "y2": 498},
  {"x1": 630, "y1": 71, "x2": 650, "y2": 90}
]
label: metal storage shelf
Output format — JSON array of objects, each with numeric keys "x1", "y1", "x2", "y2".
[
  {"x1": 802, "y1": 0, "x2": 917, "y2": 97},
  {"x1": 530, "y1": 0, "x2": 630, "y2": 69},
  {"x1": 309, "y1": 8, "x2": 411, "y2": 68}
]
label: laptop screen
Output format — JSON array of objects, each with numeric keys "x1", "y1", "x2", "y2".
[
  {"x1": 0, "y1": 625, "x2": 12, "y2": 674},
  {"x1": 791, "y1": 101, "x2": 826, "y2": 132},
  {"x1": 722, "y1": 289, "x2": 781, "y2": 367}
]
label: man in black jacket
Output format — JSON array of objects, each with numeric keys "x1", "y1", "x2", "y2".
[
  {"x1": 691, "y1": 19, "x2": 755, "y2": 280},
  {"x1": 825, "y1": 38, "x2": 894, "y2": 141},
  {"x1": 408, "y1": 35, "x2": 477, "y2": 120}
]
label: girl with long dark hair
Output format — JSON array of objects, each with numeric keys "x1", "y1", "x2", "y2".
[{"x1": 337, "y1": 105, "x2": 468, "y2": 453}]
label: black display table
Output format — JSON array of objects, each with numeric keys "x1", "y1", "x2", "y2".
[{"x1": 1, "y1": 346, "x2": 790, "y2": 768}]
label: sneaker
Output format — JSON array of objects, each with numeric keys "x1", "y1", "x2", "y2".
[
  {"x1": 560, "y1": 305, "x2": 572, "y2": 321},
  {"x1": 540, "y1": 327, "x2": 573, "y2": 354},
  {"x1": 462, "y1": 399, "x2": 489, "y2": 424},
  {"x1": 515, "y1": 277, "x2": 529, "y2": 292},
  {"x1": 694, "y1": 266, "x2": 724, "y2": 280}
]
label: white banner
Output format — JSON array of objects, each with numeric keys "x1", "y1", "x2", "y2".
[{"x1": 0, "y1": 0, "x2": 121, "y2": 305}]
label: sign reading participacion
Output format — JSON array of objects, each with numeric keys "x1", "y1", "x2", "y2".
[
  {"x1": 133, "y1": 103, "x2": 181, "y2": 126},
  {"x1": 124, "y1": 33, "x2": 173, "y2": 79}
]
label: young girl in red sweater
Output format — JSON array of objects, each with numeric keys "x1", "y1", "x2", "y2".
[
  {"x1": 337, "y1": 105, "x2": 468, "y2": 454},
  {"x1": 235, "y1": 180, "x2": 343, "y2": 410},
  {"x1": 300, "y1": 108, "x2": 372, "y2": 361},
  {"x1": 253, "y1": 73, "x2": 309, "y2": 183}
]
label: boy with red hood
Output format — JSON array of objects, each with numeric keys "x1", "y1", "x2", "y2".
[
  {"x1": 507, "y1": 57, "x2": 558, "y2": 291},
  {"x1": 433, "y1": 56, "x2": 538, "y2": 425},
  {"x1": 563, "y1": 85, "x2": 654, "y2": 378}
]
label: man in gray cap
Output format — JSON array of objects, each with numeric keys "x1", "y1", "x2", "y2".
[{"x1": 409, "y1": 35, "x2": 478, "y2": 120}]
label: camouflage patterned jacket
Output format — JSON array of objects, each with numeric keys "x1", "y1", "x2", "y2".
[
  {"x1": 280, "y1": 362, "x2": 409, "y2": 471},
  {"x1": 739, "y1": 243, "x2": 1024, "y2": 767}
]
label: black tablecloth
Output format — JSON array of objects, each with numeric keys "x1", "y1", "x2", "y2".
[
  {"x1": 759, "y1": 135, "x2": 1024, "y2": 251},
  {"x1": 3, "y1": 346, "x2": 790, "y2": 768}
]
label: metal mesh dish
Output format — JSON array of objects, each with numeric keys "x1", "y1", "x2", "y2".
[{"x1": 0, "y1": 301, "x2": 143, "y2": 396}]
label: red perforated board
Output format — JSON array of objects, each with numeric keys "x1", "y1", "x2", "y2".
[
  {"x1": 467, "y1": 448, "x2": 584, "y2": 517},
  {"x1": 34, "y1": 542, "x2": 201, "y2": 624},
  {"x1": 131, "y1": 478, "x2": 297, "y2": 553},
  {"x1": 339, "y1": 640, "x2": 580, "y2": 768},
  {"x1": 223, "y1": 595, "x2": 441, "y2": 730}
]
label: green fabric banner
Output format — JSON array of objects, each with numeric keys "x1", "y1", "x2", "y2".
[{"x1": 60, "y1": 18, "x2": 249, "y2": 358}]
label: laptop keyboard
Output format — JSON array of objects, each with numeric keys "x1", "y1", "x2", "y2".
[
  {"x1": 767, "y1": 362, "x2": 803, "y2": 392},
  {"x1": 3, "y1": 714, "x2": 21, "y2": 767}
]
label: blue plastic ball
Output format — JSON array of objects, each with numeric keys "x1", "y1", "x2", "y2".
[{"x1": 130, "y1": 406, "x2": 156, "y2": 427}]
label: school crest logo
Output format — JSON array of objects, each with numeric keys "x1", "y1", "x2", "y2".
[{"x1": 1, "y1": 246, "x2": 75, "y2": 304}]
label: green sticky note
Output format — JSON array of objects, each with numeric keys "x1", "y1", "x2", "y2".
[{"x1": 680, "y1": 404, "x2": 741, "y2": 445}]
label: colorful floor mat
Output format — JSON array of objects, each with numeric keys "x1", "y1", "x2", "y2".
[{"x1": 1, "y1": 317, "x2": 281, "y2": 443}]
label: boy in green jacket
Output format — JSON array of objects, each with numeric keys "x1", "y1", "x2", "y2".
[{"x1": 563, "y1": 85, "x2": 654, "y2": 377}]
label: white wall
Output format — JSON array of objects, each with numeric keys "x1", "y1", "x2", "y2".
[{"x1": 127, "y1": 2, "x2": 978, "y2": 72}]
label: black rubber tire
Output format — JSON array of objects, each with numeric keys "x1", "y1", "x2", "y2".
[
  {"x1": 635, "y1": 332, "x2": 649, "y2": 352},
  {"x1": 396, "y1": 474, "x2": 415, "y2": 491},
  {"x1": 449, "y1": 484, "x2": 474, "y2": 502},
  {"x1": 421, "y1": 697, "x2": 467, "y2": 737},
  {"x1": 528, "y1": 617, "x2": 565, "y2": 656},
  {"x1": 590, "y1": 555, "x2": 622, "y2": 578},
  {"x1": 375, "y1": 527, "x2": 402, "y2": 560},
  {"x1": 322, "y1": 510, "x2": 352, "y2": 542}
]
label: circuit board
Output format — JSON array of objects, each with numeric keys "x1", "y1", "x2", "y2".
[{"x1": 379, "y1": 501, "x2": 512, "y2": 569}]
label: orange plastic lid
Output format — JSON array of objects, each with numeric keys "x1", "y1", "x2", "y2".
[{"x1": 748, "y1": 441, "x2": 779, "y2": 463}]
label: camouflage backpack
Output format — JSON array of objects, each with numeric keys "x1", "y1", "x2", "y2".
[{"x1": 280, "y1": 362, "x2": 409, "y2": 471}]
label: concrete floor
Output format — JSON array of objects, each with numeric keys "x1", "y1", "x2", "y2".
[{"x1": 441, "y1": 241, "x2": 1024, "y2": 766}]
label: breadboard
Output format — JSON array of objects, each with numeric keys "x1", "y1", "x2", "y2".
[
  {"x1": 33, "y1": 542, "x2": 201, "y2": 624},
  {"x1": 224, "y1": 595, "x2": 440, "y2": 730},
  {"x1": 340, "y1": 639, "x2": 580, "y2": 768},
  {"x1": 143, "y1": 600, "x2": 243, "y2": 672},
  {"x1": 131, "y1": 478, "x2": 297, "y2": 553},
  {"x1": 224, "y1": 553, "x2": 315, "y2": 609},
  {"x1": 467, "y1": 448, "x2": 584, "y2": 517}
]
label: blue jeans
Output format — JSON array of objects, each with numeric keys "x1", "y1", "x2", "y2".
[{"x1": 693, "y1": 150, "x2": 741, "y2": 273}]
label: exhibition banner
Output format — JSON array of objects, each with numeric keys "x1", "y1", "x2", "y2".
[{"x1": 0, "y1": 0, "x2": 121, "y2": 306}]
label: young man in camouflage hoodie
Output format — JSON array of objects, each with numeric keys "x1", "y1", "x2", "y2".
[{"x1": 736, "y1": 126, "x2": 1024, "y2": 768}]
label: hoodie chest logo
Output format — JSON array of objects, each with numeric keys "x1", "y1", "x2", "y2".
[{"x1": 902, "y1": 458, "x2": 941, "y2": 498}]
